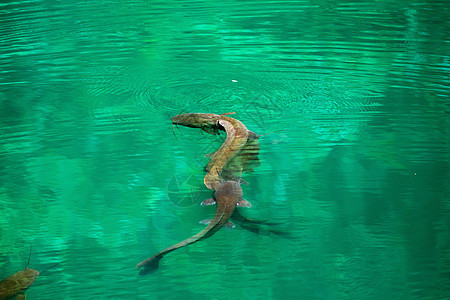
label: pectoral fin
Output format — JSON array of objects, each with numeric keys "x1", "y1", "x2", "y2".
[
  {"x1": 201, "y1": 198, "x2": 216, "y2": 206},
  {"x1": 239, "y1": 178, "x2": 249, "y2": 185},
  {"x1": 224, "y1": 221, "x2": 236, "y2": 230},
  {"x1": 199, "y1": 219, "x2": 212, "y2": 225},
  {"x1": 237, "y1": 199, "x2": 252, "y2": 208}
]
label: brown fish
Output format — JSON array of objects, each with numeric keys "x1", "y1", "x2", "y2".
[
  {"x1": 0, "y1": 268, "x2": 39, "y2": 300},
  {"x1": 0, "y1": 248, "x2": 55, "y2": 300},
  {"x1": 136, "y1": 180, "x2": 251, "y2": 275}
]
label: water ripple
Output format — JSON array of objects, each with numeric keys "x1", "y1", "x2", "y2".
[{"x1": 0, "y1": 1, "x2": 449, "y2": 299}]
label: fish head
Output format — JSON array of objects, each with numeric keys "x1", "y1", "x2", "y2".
[
  {"x1": 23, "y1": 268, "x2": 39, "y2": 280},
  {"x1": 11, "y1": 268, "x2": 40, "y2": 290},
  {"x1": 171, "y1": 113, "x2": 220, "y2": 128}
]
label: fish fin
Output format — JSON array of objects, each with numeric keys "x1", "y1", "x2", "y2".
[
  {"x1": 237, "y1": 199, "x2": 252, "y2": 208},
  {"x1": 201, "y1": 198, "x2": 216, "y2": 206},
  {"x1": 224, "y1": 221, "x2": 236, "y2": 230},
  {"x1": 239, "y1": 178, "x2": 249, "y2": 185},
  {"x1": 221, "y1": 112, "x2": 236, "y2": 116},
  {"x1": 232, "y1": 178, "x2": 249, "y2": 185},
  {"x1": 199, "y1": 219, "x2": 212, "y2": 225},
  {"x1": 136, "y1": 255, "x2": 161, "y2": 275}
]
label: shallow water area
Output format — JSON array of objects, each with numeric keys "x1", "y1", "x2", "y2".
[{"x1": 1, "y1": 0, "x2": 449, "y2": 299}]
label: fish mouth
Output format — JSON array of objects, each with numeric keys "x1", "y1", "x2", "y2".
[{"x1": 170, "y1": 116, "x2": 182, "y2": 125}]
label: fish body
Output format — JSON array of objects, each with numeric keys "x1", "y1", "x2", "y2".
[
  {"x1": 204, "y1": 116, "x2": 248, "y2": 189},
  {"x1": 136, "y1": 180, "x2": 250, "y2": 275}
]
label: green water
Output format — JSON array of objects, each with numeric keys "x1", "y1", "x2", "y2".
[{"x1": 1, "y1": 0, "x2": 449, "y2": 299}]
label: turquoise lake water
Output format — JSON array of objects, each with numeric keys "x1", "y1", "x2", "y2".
[{"x1": 1, "y1": 1, "x2": 449, "y2": 299}]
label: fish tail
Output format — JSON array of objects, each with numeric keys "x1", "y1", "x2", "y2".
[{"x1": 136, "y1": 255, "x2": 162, "y2": 275}]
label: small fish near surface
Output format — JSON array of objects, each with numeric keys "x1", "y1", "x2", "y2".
[
  {"x1": 136, "y1": 180, "x2": 251, "y2": 275},
  {"x1": 0, "y1": 268, "x2": 39, "y2": 300},
  {"x1": 0, "y1": 250, "x2": 56, "y2": 300}
]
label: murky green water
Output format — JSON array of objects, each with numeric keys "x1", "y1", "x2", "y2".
[{"x1": 1, "y1": 1, "x2": 449, "y2": 299}]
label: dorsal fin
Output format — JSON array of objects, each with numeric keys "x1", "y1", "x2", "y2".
[{"x1": 220, "y1": 112, "x2": 236, "y2": 116}]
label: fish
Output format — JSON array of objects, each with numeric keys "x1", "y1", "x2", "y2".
[
  {"x1": 0, "y1": 249, "x2": 55, "y2": 300},
  {"x1": 136, "y1": 180, "x2": 251, "y2": 275},
  {"x1": 0, "y1": 268, "x2": 39, "y2": 300},
  {"x1": 171, "y1": 113, "x2": 253, "y2": 189}
]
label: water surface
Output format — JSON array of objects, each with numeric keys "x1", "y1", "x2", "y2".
[{"x1": 1, "y1": 1, "x2": 449, "y2": 299}]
